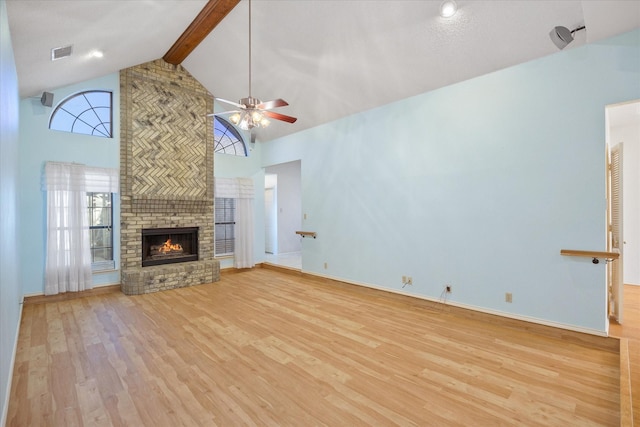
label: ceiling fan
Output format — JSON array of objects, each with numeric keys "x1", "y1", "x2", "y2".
[{"x1": 209, "y1": 0, "x2": 297, "y2": 131}]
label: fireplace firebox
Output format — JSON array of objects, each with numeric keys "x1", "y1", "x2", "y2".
[{"x1": 142, "y1": 227, "x2": 199, "y2": 267}]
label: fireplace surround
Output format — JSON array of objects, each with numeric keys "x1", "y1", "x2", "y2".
[{"x1": 119, "y1": 59, "x2": 219, "y2": 295}]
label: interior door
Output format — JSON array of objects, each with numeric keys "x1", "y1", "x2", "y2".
[{"x1": 608, "y1": 143, "x2": 624, "y2": 323}]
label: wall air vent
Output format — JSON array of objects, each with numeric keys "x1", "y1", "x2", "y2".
[{"x1": 51, "y1": 45, "x2": 73, "y2": 61}]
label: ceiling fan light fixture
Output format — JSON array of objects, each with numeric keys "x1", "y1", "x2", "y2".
[
  {"x1": 238, "y1": 114, "x2": 250, "y2": 131},
  {"x1": 229, "y1": 113, "x2": 241, "y2": 125},
  {"x1": 231, "y1": 110, "x2": 270, "y2": 131},
  {"x1": 440, "y1": 0, "x2": 458, "y2": 18},
  {"x1": 251, "y1": 110, "x2": 263, "y2": 122}
]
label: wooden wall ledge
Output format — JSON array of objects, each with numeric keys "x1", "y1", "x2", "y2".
[
  {"x1": 560, "y1": 249, "x2": 619, "y2": 260},
  {"x1": 295, "y1": 231, "x2": 317, "y2": 239}
]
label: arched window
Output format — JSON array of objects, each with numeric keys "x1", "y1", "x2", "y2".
[
  {"x1": 214, "y1": 116, "x2": 247, "y2": 156},
  {"x1": 49, "y1": 90, "x2": 112, "y2": 138}
]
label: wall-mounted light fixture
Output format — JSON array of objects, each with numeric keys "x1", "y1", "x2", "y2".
[{"x1": 549, "y1": 25, "x2": 586, "y2": 50}]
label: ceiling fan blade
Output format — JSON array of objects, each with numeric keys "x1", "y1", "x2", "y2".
[
  {"x1": 263, "y1": 110, "x2": 297, "y2": 124},
  {"x1": 206, "y1": 110, "x2": 240, "y2": 117},
  {"x1": 215, "y1": 97, "x2": 244, "y2": 109},
  {"x1": 257, "y1": 98, "x2": 289, "y2": 110}
]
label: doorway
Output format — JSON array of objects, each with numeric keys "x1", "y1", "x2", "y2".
[
  {"x1": 264, "y1": 161, "x2": 302, "y2": 270},
  {"x1": 265, "y1": 174, "x2": 277, "y2": 254},
  {"x1": 607, "y1": 99, "x2": 640, "y2": 326}
]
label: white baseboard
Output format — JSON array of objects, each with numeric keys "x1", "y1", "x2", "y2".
[
  {"x1": 1, "y1": 302, "x2": 23, "y2": 427},
  {"x1": 305, "y1": 271, "x2": 608, "y2": 338}
]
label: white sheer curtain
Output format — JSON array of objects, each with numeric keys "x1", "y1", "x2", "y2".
[
  {"x1": 215, "y1": 177, "x2": 255, "y2": 268},
  {"x1": 44, "y1": 163, "x2": 91, "y2": 295},
  {"x1": 43, "y1": 162, "x2": 119, "y2": 295}
]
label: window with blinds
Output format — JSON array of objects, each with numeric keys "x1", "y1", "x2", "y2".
[
  {"x1": 87, "y1": 192, "x2": 114, "y2": 271},
  {"x1": 215, "y1": 198, "x2": 235, "y2": 256}
]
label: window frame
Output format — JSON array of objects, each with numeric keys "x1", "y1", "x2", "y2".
[
  {"x1": 214, "y1": 116, "x2": 247, "y2": 156},
  {"x1": 214, "y1": 197, "x2": 236, "y2": 257},
  {"x1": 49, "y1": 90, "x2": 113, "y2": 138},
  {"x1": 87, "y1": 192, "x2": 115, "y2": 271}
]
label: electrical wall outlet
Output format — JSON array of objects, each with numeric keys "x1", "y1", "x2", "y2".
[
  {"x1": 407, "y1": 277, "x2": 412, "y2": 285},
  {"x1": 445, "y1": 285, "x2": 452, "y2": 293},
  {"x1": 402, "y1": 275, "x2": 407, "y2": 283},
  {"x1": 324, "y1": 262, "x2": 328, "y2": 269},
  {"x1": 505, "y1": 292, "x2": 513, "y2": 303}
]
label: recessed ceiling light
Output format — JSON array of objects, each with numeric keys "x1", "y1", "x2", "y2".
[
  {"x1": 89, "y1": 50, "x2": 104, "y2": 59},
  {"x1": 440, "y1": 0, "x2": 458, "y2": 18}
]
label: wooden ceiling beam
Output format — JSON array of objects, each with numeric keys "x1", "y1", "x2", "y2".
[{"x1": 163, "y1": 0, "x2": 241, "y2": 65}]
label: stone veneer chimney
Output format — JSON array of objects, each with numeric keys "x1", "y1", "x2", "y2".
[{"x1": 119, "y1": 59, "x2": 219, "y2": 295}]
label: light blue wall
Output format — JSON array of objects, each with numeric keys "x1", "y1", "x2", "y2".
[
  {"x1": 0, "y1": 0, "x2": 22, "y2": 422},
  {"x1": 214, "y1": 144, "x2": 266, "y2": 268},
  {"x1": 18, "y1": 73, "x2": 121, "y2": 295},
  {"x1": 11, "y1": 26, "x2": 637, "y2": 334},
  {"x1": 260, "y1": 29, "x2": 640, "y2": 334}
]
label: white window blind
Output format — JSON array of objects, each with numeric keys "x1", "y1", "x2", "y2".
[
  {"x1": 214, "y1": 177, "x2": 254, "y2": 199},
  {"x1": 85, "y1": 166, "x2": 119, "y2": 193},
  {"x1": 43, "y1": 162, "x2": 119, "y2": 193}
]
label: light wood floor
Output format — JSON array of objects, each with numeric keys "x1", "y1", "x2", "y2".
[
  {"x1": 8, "y1": 268, "x2": 621, "y2": 426},
  {"x1": 609, "y1": 284, "x2": 640, "y2": 426}
]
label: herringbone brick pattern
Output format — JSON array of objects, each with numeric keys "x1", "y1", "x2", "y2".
[{"x1": 131, "y1": 77, "x2": 208, "y2": 198}]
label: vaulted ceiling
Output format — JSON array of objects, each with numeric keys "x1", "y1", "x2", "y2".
[{"x1": 6, "y1": 0, "x2": 640, "y2": 142}]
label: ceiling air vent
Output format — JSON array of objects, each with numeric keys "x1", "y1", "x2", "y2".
[{"x1": 51, "y1": 45, "x2": 73, "y2": 61}]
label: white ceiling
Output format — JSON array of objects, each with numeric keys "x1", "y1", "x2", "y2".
[{"x1": 6, "y1": 0, "x2": 640, "y2": 142}]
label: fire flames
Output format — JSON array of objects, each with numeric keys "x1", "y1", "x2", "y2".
[{"x1": 159, "y1": 238, "x2": 182, "y2": 254}]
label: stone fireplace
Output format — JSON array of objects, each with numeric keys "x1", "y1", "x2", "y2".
[{"x1": 119, "y1": 59, "x2": 219, "y2": 295}]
